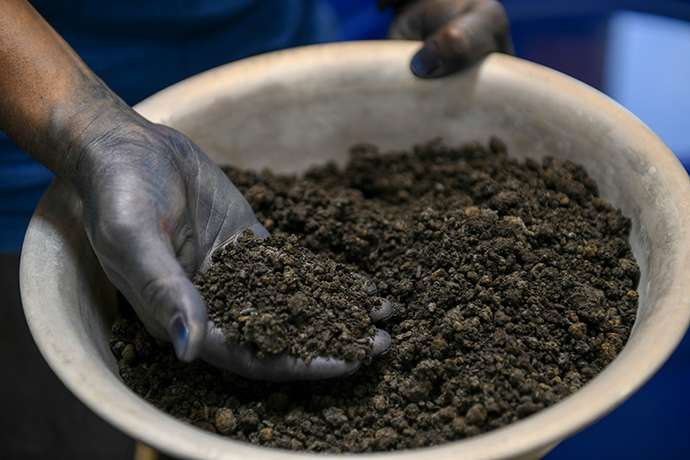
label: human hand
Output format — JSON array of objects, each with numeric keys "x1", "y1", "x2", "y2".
[
  {"x1": 202, "y1": 294, "x2": 392, "y2": 382},
  {"x1": 64, "y1": 105, "x2": 391, "y2": 380},
  {"x1": 62, "y1": 109, "x2": 263, "y2": 362},
  {"x1": 0, "y1": 0, "x2": 391, "y2": 380},
  {"x1": 382, "y1": 0, "x2": 512, "y2": 78}
]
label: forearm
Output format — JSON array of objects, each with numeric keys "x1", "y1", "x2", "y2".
[{"x1": 0, "y1": 0, "x2": 127, "y2": 175}]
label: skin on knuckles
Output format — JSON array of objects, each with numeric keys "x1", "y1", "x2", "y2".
[{"x1": 388, "y1": 0, "x2": 512, "y2": 77}]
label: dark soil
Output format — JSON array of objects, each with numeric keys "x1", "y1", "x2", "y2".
[
  {"x1": 195, "y1": 232, "x2": 378, "y2": 362},
  {"x1": 112, "y1": 138, "x2": 639, "y2": 452}
]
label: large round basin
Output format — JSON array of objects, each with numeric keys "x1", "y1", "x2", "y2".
[{"x1": 20, "y1": 41, "x2": 690, "y2": 460}]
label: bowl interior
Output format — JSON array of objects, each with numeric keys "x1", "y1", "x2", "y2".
[{"x1": 20, "y1": 42, "x2": 690, "y2": 460}]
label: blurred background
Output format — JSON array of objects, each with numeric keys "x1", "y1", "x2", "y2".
[{"x1": 1, "y1": 1, "x2": 688, "y2": 459}]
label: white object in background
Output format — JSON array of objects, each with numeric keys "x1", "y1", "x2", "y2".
[{"x1": 605, "y1": 11, "x2": 690, "y2": 163}]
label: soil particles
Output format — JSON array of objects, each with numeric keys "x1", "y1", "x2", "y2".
[
  {"x1": 196, "y1": 232, "x2": 378, "y2": 363},
  {"x1": 112, "y1": 138, "x2": 639, "y2": 452}
]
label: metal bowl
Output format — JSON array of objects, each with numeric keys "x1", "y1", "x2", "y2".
[{"x1": 20, "y1": 41, "x2": 690, "y2": 460}]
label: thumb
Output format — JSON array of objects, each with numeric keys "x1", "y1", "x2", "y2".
[
  {"x1": 90, "y1": 221, "x2": 208, "y2": 362},
  {"x1": 390, "y1": 0, "x2": 512, "y2": 78},
  {"x1": 140, "y1": 269, "x2": 208, "y2": 362},
  {"x1": 410, "y1": 11, "x2": 504, "y2": 78}
]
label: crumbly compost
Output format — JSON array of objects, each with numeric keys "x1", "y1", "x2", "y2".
[
  {"x1": 195, "y1": 232, "x2": 378, "y2": 362},
  {"x1": 112, "y1": 138, "x2": 639, "y2": 452}
]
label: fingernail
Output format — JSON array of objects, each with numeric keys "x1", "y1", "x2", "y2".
[
  {"x1": 170, "y1": 314, "x2": 189, "y2": 360},
  {"x1": 371, "y1": 329, "x2": 392, "y2": 356},
  {"x1": 370, "y1": 299, "x2": 394, "y2": 322},
  {"x1": 411, "y1": 47, "x2": 442, "y2": 78}
]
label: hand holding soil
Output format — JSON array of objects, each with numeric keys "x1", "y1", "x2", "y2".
[
  {"x1": 113, "y1": 138, "x2": 639, "y2": 452},
  {"x1": 196, "y1": 232, "x2": 393, "y2": 381}
]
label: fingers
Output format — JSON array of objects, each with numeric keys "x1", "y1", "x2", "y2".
[
  {"x1": 413, "y1": 1, "x2": 510, "y2": 77},
  {"x1": 250, "y1": 222, "x2": 270, "y2": 239},
  {"x1": 203, "y1": 324, "x2": 391, "y2": 382},
  {"x1": 392, "y1": 0, "x2": 512, "y2": 78},
  {"x1": 390, "y1": 0, "x2": 471, "y2": 40},
  {"x1": 90, "y1": 218, "x2": 208, "y2": 362},
  {"x1": 200, "y1": 267, "x2": 393, "y2": 380},
  {"x1": 141, "y1": 269, "x2": 208, "y2": 361},
  {"x1": 370, "y1": 298, "x2": 394, "y2": 322},
  {"x1": 352, "y1": 273, "x2": 394, "y2": 322},
  {"x1": 250, "y1": 355, "x2": 362, "y2": 382},
  {"x1": 202, "y1": 324, "x2": 361, "y2": 382},
  {"x1": 371, "y1": 328, "x2": 392, "y2": 356}
]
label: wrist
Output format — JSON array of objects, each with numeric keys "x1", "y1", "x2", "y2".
[{"x1": 50, "y1": 82, "x2": 144, "y2": 185}]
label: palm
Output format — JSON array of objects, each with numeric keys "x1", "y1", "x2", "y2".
[
  {"x1": 77, "y1": 121, "x2": 262, "y2": 358},
  {"x1": 76, "y1": 120, "x2": 387, "y2": 381}
]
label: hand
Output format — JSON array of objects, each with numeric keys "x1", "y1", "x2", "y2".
[
  {"x1": 0, "y1": 0, "x2": 391, "y2": 381},
  {"x1": 66, "y1": 109, "x2": 264, "y2": 362},
  {"x1": 202, "y1": 299, "x2": 393, "y2": 382},
  {"x1": 383, "y1": 0, "x2": 512, "y2": 78},
  {"x1": 65, "y1": 106, "x2": 391, "y2": 380}
]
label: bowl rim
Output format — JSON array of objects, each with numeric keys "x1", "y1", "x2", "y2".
[{"x1": 20, "y1": 41, "x2": 690, "y2": 460}]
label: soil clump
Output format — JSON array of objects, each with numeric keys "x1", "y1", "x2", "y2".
[{"x1": 196, "y1": 232, "x2": 378, "y2": 363}]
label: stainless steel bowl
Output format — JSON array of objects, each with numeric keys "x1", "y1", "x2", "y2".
[{"x1": 20, "y1": 41, "x2": 690, "y2": 460}]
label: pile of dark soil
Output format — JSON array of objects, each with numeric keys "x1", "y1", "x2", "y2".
[
  {"x1": 112, "y1": 138, "x2": 639, "y2": 452},
  {"x1": 195, "y1": 232, "x2": 378, "y2": 362}
]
